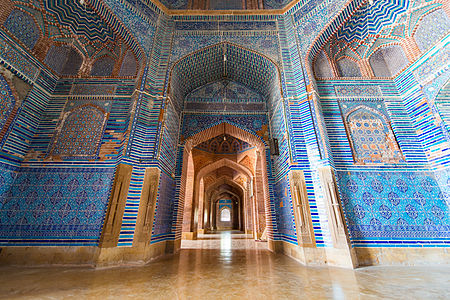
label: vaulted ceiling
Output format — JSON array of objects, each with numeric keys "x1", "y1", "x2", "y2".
[{"x1": 153, "y1": 0, "x2": 295, "y2": 11}]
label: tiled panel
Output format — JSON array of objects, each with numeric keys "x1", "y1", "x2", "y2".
[
  {"x1": 337, "y1": 169, "x2": 449, "y2": 247},
  {"x1": 3, "y1": 9, "x2": 40, "y2": 50},
  {"x1": 0, "y1": 167, "x2": 114, "y2": 246},
  {"x1": 0, "y1": 74, "x2": 16, "y2": 135},
  {"x1": 0, "y1": 162, "x2": 18, "y2": 207}
]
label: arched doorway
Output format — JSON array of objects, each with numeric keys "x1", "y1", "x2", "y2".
[
  {"x1": 178, "y1": 124, "x2": 271, "y2": 241},
  {"x1": 162, "y1": 42, "x2": 283, "y2": 250}
]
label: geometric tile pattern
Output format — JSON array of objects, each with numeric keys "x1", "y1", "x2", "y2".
[
  {"x1": 51, "y1": 105, "x2": 107, "y2": 158},
  {"x1": 3, "y1": 9, "x2": 40, "y2": 50},
  {"x1": 2, "y1": 0, "x2": 141, "y2": 77},
  {"x1": 337, "y1": 170, "x2": 450, "y2": 246},
  {"x1": 195, "y1": 134, "x2": 252, "y2": 154},
  {"x1": 157, "y1": 0, "x2": 293, "y2": 10},
  {"x1": 0, "y1": 0, "x2": 449, "y2": 251},
  {"x1": 170, "y1": 42, "x2": 280, "y2": 112},
  {"x1": 186, "y1": 80, "x2": 263, "y2": 103},
  {"x1": 310, "y1": 1, "x2": 449, "y2": 80},
  {"x1": 344, "y1": 105, "x2": 403, "y2": 164},
  {"x1": 0, "y1": 167, "x2": 114, "y2": 246},
  {"x1": 414, "y1": 9, "x2": 450, "y2": 53},
  {"x1": 0, "y1": 74, "x2": 15, "y2": 133}
]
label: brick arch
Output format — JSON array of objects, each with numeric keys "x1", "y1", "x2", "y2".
[
  {"x1": 178, "y1": 124, "x2": 272, "y2": 241},
  {"x1": 182, "y1": 158, "x2": 253, "y2": 234},
  {"x1": 184, "y1": 122, "x2": 267, "y2": 153},
  {"x1": 206, "y1": 175, "x2": 247, "y2": 196},
  {"x1": 203, "y1": 175, "x2": 248, "y2": 233},
  {"x1": 196, "y1": 158, "x2": 253, "y2": 181}
]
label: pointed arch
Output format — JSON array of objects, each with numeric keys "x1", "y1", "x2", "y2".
[
  {"x1": 50, "y1": 104, "x2": 107, "y2": 158},
  {"x1": 167, "y1": 41, "x2": 284, "y2": 111},
  {"x1": 343, "y1": 105, "x2": 403, "y2": 164}
]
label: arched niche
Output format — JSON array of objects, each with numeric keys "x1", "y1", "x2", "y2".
[
  {"x1": 50, "y1": 104, "x2": 107, "y2": 158},
  {"x1": 91, "y1": 56, "x2": 115, "y2": 77},
  {"x1": 369, "y1": 44, "x2": 409, "y2": 77},
  {"x1": 336, "y1": 57, "x2": 361, "y2": 78},
  {"x1": 119, "y1": 50, "x2": 138, "y2": 77},
  {"x1": 414, "y1": 8, "x2": 450, "y2": 53},
  {"x1": 3, "y1": 9, "x2": 40, "y2": 50},
  {"x1": 314, "y1": 50, "x2": 333, "y2": 79},
  {"x1": 167, "y1": 41, "x2": 283, "y2": 112},
  {"x1": 44, "y1": 45, "x2": 83, "y2": 77},
  {"x1": 344, "y1": 106, "x2": 403, "y2": 164}
]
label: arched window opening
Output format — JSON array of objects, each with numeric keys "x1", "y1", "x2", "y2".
[
  {"x1": 346, "y1": 107, "x2": 402, "y2": 164},
  {"x1": 220, "y1": 208, "x2": 231, "y2": 222}
]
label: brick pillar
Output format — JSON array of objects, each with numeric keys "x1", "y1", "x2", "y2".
[
  {"x1": 181, "y1": 153, "x2": 196, "y2": 240},
  {"x1": 197, "y1": 179, "x2": 205, "y2": 234}
]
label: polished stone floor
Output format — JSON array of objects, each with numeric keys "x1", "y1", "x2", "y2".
[{"x1": 0, "y1": 232, "x2": 449, "y2": 299}]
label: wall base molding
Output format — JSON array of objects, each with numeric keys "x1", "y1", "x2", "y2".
[
  {"x1": 269, "y1": 240, "x2": 449, "y2": 268},
  {"x1": 0, "y1": 241, "x2": 174, "y2": 267},
  {"x1": 355, "y1": 247, "x2": 450, "y2": 266},
  {"x1": 269, "y1": 240, "x2": 357, "y2": 268}
]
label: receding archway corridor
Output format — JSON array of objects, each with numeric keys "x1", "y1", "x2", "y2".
[{"x1": 0, "y1": 232, "x2": 448, "y2": 299}]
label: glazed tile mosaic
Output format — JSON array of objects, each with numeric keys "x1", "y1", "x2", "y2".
[{"x1": 0, "y1": 0, "x2": 448, "y2": 257}]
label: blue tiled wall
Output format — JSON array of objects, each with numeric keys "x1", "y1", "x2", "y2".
[
  {"x1": 337, "y1": 170, "x2": 449, "y2": 247},
  {"x1": 0, "y1": 167, "x2": 115, "y2": 246}
]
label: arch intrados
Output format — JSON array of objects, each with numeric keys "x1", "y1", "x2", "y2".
[
  {"x1": 345, "y1": 105, "x2": 390, "y2": 125},
  {"x1": 206, "y1": 175, "x2": 246, "y2": 197},
  {"x1": 184, "y1": 122, "x2": 266, "y2": 153},
  {"x1": 187, "y1": 78, "x2": 263, "y2": 99},
  {"x1": 196, "y1": 158, "x2": 253, "y2": 185},
  {"x1": 167, "y1": 41, "x2": 284, "y2": 98},
  {"x1": 210, "y1": 187, "x2": 241, "y2": 201}
]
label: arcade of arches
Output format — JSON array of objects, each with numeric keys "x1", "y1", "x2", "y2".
[{"x1": 0, "y1": 0, "x2": 449, "y2": 298}]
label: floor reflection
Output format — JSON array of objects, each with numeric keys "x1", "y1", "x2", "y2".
[{"x1": 0, "y1": 233, "x2": 449, "y2": 299}]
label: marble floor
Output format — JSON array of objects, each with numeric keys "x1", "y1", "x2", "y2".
[{"x1": 0, "y1": 232, "x2": 449, "y2": 299}]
